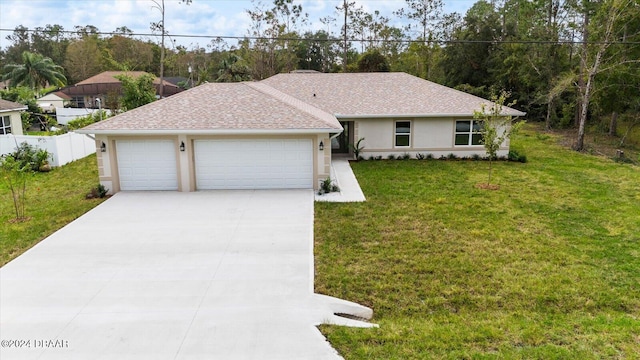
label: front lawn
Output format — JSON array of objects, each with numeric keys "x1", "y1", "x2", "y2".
[
  {"x1": 315, "y1": 126, "x2": 640, "y2": 358},
  {"x1": 1, "y1": 154, "x2": 105, "y2": 266}
]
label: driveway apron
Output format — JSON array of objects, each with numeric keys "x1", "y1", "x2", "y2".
[{"x1": 0, "y1": 191, "x2": 373, "y2": 360}]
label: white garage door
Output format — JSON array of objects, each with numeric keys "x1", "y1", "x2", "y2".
[
  {"x1": 195, "y1": 139, "x2": 313, "y2": 189},
  {"x1": 116, "y1": 140, "x2": 178, "y2": 191}
]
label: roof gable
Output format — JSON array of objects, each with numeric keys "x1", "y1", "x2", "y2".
[{"x1": 261, "y1": 72, "x2": 526, "y2": 117}]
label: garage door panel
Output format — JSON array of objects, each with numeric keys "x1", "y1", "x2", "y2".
[
  {"x1": 195, "y1": 139, "x2": 313, "y2": 190},
  {"x1": 117, "y1": 140, "x2": 178, "y2": 191}
]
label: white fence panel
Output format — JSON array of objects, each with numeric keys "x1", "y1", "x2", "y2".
[{"x1": 0, "y1": 133, "x2": 96, "y2": 167}]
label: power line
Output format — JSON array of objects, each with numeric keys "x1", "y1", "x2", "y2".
[{"x1": 1, "y1": 28, "x2": 639, "y2": 46}]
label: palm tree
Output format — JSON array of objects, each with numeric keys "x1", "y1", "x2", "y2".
[
  {"x1": 215, "y1": 54, "x2": 252, "y2": 83},
  {"x1": 2, "y1": 51, "x2": 67, "y2": 94}
]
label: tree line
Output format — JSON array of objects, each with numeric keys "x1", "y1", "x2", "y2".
[{"x1": 1, "y1": 0, "x2": 639, "y2": 151}]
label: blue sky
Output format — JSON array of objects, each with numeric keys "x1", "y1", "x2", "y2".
[{"x1": 0, "y1": 0, "x2": 475, "y2": 50}]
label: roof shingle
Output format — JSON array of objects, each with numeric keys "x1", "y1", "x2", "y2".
[
  {"x1": 262, "y1": 72, "x2": 526, "y2": 117},
  {"x1": 0, "y1": 99, "x2": 27, "y2": 112},
  {"x1": 81, "y1": 82, "x2": 342, "y2": 132}
]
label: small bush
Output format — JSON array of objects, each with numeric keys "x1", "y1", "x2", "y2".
[
  {"x1": 439, "y1": 155, "x2": 447, "y2": 160},
  {"x1": 387, "y1": 154, "x2": 396, "y2": 160},
  {"x1": 447, "y1": 153, "x2": 458, "y2": 160},
  {"x1": 400, "y1": 153, "x2": 411, "y2": 160},
  {"x1": 426, "y1": 153, "x2": 434, "y2": 160},
  {"x1": 318, "y1": 177, "x2": 340, "y2": 195},
  {"x1": 508, "y1": 149, "x2": 528, "y2": 163},
  {"x1": 8, "y1": 142, "x2": 51, "y2": 172},
  {"x1": 375, "y1": 155, "x2": 382, "y2": 160},
  {"x1": 87, "y1": 184, "x2": 109, "y2": 199},
  {"x1": 471, "y1": 153, "x2": 482, "y2": 161},
  {"x1": 67, "y1": 110, "x2": 109, "y2": 130},
  {"x1": 368, "y1": 155, "x2": 375, "y2": 161},
  {"x1": 416, "y1": 153, "x2": 425, "y2": 160}
]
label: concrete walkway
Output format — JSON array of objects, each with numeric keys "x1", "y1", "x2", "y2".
[
  {"x1": 0, "y1": 191, "x2": 374, "y2": 360},
  {"x1": 315, "y1": 157, "x2": 366, "y2": 202}
]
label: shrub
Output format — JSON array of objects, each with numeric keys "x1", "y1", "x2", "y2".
[
  {"x1": 67, "y1": 110, "x2": 109, "y2": 130},
  {"x1": 318, "y1": 177, "x2": 340, "y2": 195},
  {"x1": 387, "y1": 154, "x2": 396, "y2": 160},
  {"x1": 416, "y1": 153, "x2": 425, "y2": 160},
  {"x1": 401, "y1": 153, "x2": 411, "y2": 160},
  {"x1": 87, "y1": 184, "x2": 109, "y2": 199},
  {"x1": 508, "y1": 149, "x2": 528, "y2": 163},
  {"x1": 8, "y1": 142, "x2": 51, "y2": 172},
  {"x1": 426, "y1": 153, "x2": 434, "y2": 160},
  {"x1": 447, "y1": 153, "x2": 458, "y2": 160},
  {"x1": 471, "y1": 153, "x2": 482, "y2": 161}
]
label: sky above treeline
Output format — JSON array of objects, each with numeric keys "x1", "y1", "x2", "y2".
[{"x1": 0, "y1": 0, "x2": 475, "y2": 50}]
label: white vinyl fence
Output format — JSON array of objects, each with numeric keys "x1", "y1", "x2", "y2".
[{"x1": 0, "y1": 133, "x2": 96, "y2": 167}]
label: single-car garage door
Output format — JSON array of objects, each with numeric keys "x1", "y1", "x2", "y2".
[
  {"x1": 116, "y1": 139, "x2": 178, "y2": 191},
  {"x1": 195, "y1": 139, "x2": 313, "y2": 189}
]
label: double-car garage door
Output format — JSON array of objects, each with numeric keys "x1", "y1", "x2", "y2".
[{"x1": 116, "y1": 139, "x2": 313, "y2": 191}]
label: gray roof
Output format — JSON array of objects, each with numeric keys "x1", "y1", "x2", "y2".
[
  {"x1": 80, "y1": 82, "x2": 342, "y2": 133},
  {"x1": 0, "y1": 99, "x2": 27, "y2": 112},
  {"x1": 262, "y1": 72, "x2": 526, "y2": 117}
]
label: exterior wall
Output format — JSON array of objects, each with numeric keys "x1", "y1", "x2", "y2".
[
  {"x1": 350, "y1": 117, "x2": 510, "y2": 159},
  {"x1": 99, "y1": 133, "x2": 329, "y2": 194},
  {"x1": 1, "y1": 110, "x2": 24, "y2": 136},
  {"x1": 36, "y1": 95, "x2": 68, "y2": 110}
]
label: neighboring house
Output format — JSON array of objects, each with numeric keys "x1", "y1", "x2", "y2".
[
  {"x1": 164, "y1": 76, "x2": 194, "y2": 89},
  {"x1": 0, "y1": 99, "x2": 27, "y2": 136},
  {"x1": 77, "y1": 72, "x2": 525, "y2": 194},
  {"x1": 59, "y1": 71, "x2": 183, "y2": 109},
  {"x1": 36, "y1": 91, "x2": 71, "y2": 112}
]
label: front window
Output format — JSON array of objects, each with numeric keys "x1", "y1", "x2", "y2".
[
  {"x1": 0, "y1": 116, "x2": 11, "y2": 135},
  {"x1": 395, "y1": 121, "x2": 411, "y2": 147},
  {"x1": 455, "y1": 120, "x2": 483, "y2": 146}
]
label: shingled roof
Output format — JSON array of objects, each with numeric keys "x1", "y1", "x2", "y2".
[
  {"x1": 261, "y1": 72, "x2": 526, "y2": 117},
  {"x1": 79, "y1": 82, "x2": 342, "y2": 134},
  {"x1": 76, "y1": 71, "x2": 178, "y2": 88},
  {"x1": 0, "y1": 99, "x2": 27, "y2": 112}
]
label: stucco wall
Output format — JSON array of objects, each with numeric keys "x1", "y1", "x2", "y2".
[
  {"x1": 351, "y1": 117, "x2": 510, "y2": 159},
  {"x1": 1, "y1": 110, "x2": 24, "y2": 136}
]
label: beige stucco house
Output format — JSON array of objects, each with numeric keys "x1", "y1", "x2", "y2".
[
  {"x1": 36, "y1": 91, "x2": 71, "y2": 112},
  {"x1": 0, "y1": 99, "x2": 27, "y2": 136},
  {"x1": 77, "y1": 72, "x2": 524, "y2": 194}
]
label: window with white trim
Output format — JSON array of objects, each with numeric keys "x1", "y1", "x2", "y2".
[
  {"x1": 455, "y1": 120, "x2": 483, "y2": 146},
  {"x1": 395, "y1": 120, "x2": 411, "y2": 147},
  {"x1": 0, "y1": 116, "x2": 11, "y2": 135}
]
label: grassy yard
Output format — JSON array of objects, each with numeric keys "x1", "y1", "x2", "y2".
[
  {"x1": 1, "y1": 154, "x2": 106, "y2": 266},
  {"x1": 315, "y1": 125, "x2": 640, "y2": 358}
]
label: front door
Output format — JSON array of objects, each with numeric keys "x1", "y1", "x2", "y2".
[{"x1": 332, "y1": 121, "x2": 352, "y2": 154}]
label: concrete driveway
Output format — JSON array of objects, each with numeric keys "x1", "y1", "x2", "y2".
[{"x1": 0, "y1": 191, "x2": 373, "y2": 360}]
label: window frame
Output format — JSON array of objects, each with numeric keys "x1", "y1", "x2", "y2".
[
  {"x1": 394, "y1": 120, "x2": 412, "y2": 148},
  {"x1": 0, "y1": 115, "x2": 11, "y2": 135},
  {"x1": 454, "y1": 119, "x2": 483, "y2": 146}
]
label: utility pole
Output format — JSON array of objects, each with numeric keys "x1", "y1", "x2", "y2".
[{"x1": 151, "y1": 0, "x2": 166, "y2": 99}]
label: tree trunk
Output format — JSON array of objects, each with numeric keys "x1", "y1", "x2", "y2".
[
  {"x1": 343, "y1": 0, "x2": 348, "y2": 72},
  {"x1": 609, "y1": 112, "x2": 618, "y2": 136},
  {"x1": 545, "y1": 97, "x2": 554, "y2": 131}
]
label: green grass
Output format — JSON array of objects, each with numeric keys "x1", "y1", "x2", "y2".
[
  {"x1": 315, "y1": 126, "x2": 640, "y2": 359},
  {"x1": 1, "y1": 154, "x2": 106, "y2": 266}
]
